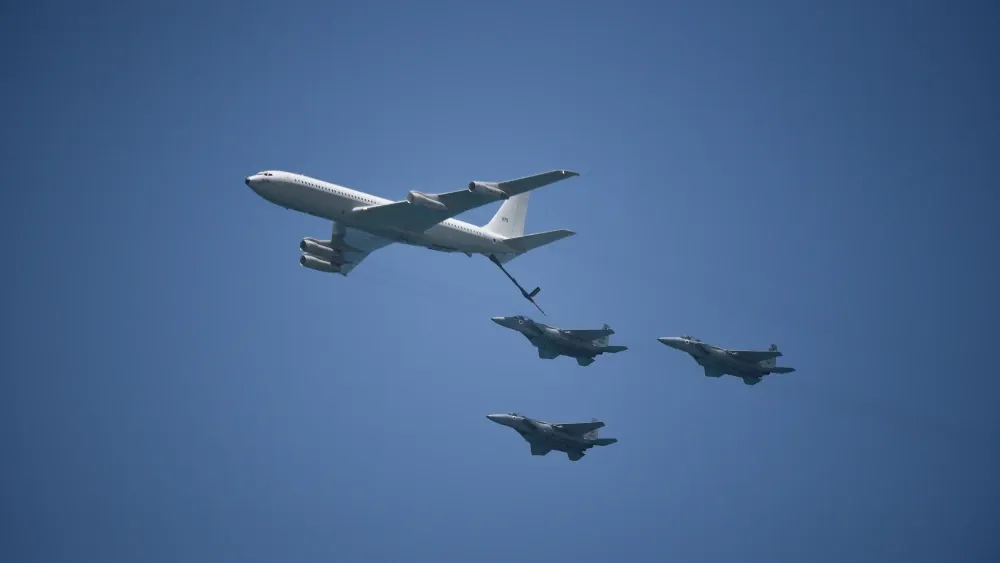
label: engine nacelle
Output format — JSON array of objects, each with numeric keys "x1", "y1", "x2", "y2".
[
  {"x1": 468, "y1": 181, "x2": 508, "y2": 199},
  {"x1": 300, "y1": 238, "x2": 341, "y2": 262},
  {"x1": 300, "y1": 254, "x2": 340, "y2": 273},
  {"x1": 407, "y1": 190, "x2": 447, "y2": 211}
]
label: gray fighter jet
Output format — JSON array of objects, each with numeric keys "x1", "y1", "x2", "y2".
[
  {"x1": 657, "y1": 335, "x2": 796, "y2": 385},
  {"x1": 486, "y1": 413, "x2": 617, "y2": 461},
  {"x1": 491, "y1": 315, "x2": 628, "y2": 366}
]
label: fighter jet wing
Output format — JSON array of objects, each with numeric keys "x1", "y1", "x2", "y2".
[
  {"x1": 529, "y1": 443, "x2": 552, "y2": 456},
  {"x1": 560, "y1": 327, "x2": 614, "y2": 341},
  {"x1": 349, "y1": 170, "x2": 579, "y2": 233},
  {"x1": 727, "y1": 349, "x2": 782, "y2": 362},
  {"x1": 553, "y1": 421, "x2": 604, "y2": 436}
]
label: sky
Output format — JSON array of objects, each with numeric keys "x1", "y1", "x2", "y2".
[{"x1": 3, "y1": 1, "x2": 999, "y2": 561}]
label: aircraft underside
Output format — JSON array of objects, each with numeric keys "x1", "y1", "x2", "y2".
[
  {"x1": 698, "y1": 362, "x2": 766, "y2": 384},
  {"x1": 525, "y1": 438, "x2": 588, "y2": 461},
  {"x1": 531, "y1": 341, "x2": 598, "y2": 366}
]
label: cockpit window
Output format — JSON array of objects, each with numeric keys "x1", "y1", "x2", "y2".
[{"x1": 256, "y1": 171, "x2": 273, "y2": 177}]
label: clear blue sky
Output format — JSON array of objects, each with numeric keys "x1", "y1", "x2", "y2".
[{"x1": 4, "y1": 1, "x2": 999, "y2": 561}]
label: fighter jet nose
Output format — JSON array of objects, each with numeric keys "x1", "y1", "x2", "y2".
[
  {"x1": 486, "y1": 414, "x2": 502, "y2": 423},
  {"x1": 490, "y1": 317, "x2": 503, "y2": 324},
  {"x1": 658, "y1": 337, "x2": 682, "y2": 349}
]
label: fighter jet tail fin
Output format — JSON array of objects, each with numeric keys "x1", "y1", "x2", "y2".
[
  {"x1": 593, "y1": 324, "x2": 612, "y2": 347},
  {"x1": 758, "y1": 345, "x2": 780, "y2": 368},
  {"x1": 582, "y1": 419, "x2": 601, "y2": 441},
  {"x1": 583, "y1": 421, "x2": 617, "y2": 446},
  {"x1": 758, "y1": 345, "x2": 791, "y2": 370}
]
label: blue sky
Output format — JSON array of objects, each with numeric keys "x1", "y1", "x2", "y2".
[{"x1": 4, "y1": 1, "x2": 999, "y2": 561}]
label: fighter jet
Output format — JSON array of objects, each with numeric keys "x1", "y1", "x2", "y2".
[
  {"x1": 486, "y1": 413, "x2": 617, "y2": 461},
  {"x1": 490, "y1": 315, "x2": 628, "y2": 366},
  {"x1": 657, "y1": 335, "x2": 796, "y2": 385}
]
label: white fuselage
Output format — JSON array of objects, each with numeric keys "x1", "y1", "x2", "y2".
[{"x1": 246, "y1": 170, "x2": 517, "y2": 256}]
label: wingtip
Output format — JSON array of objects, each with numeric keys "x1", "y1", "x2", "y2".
[{"x1": 560, "y1": 170, "x2": 580, "y2": 177}]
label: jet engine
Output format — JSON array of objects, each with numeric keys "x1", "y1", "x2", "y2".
[
  {"x1": 468, "y1": 181, "x2": 508, "y2": 199},
  {"x1": 300, "y1": 254, "x2": 340, "y2": 273},
  {"x1": 300, "y1": 238, "x2": 341, "y2": 262},
  {"x1": 407, "y1": 190, "x2": 447, "y2": 211}
]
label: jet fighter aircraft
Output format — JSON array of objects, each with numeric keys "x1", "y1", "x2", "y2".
[
  {"x1": 657, "y1": 335, "x2": 796, "y2": 385},
  {"x1": 491, "y1": 316, "x2": 628, "y2": 366},
  {"x1": 486, "y1": 413, "x2": 617, "y2": 461}
]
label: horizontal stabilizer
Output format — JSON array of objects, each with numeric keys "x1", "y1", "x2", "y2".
[
  {"x1": 600, "y1": 345, "x2": 628, "y2": 354},
  {"x1": 504, "y1": 229, "x2": 577, "y2": 254},
  {"x1": 591, "y1": 438, "x2": 617, "y2": 446},
  {"x1": 768, "y1": 366, "x2": 796, "y2": 374}
]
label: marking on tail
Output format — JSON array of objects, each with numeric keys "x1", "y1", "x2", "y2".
[
  {"x1": 759, "y1": 344, "x2": 779, "y2": 368},
  {"x1": 484, "y1": 193, "x2": 529, "y2": 238}
]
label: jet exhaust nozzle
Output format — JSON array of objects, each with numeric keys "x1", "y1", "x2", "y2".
[
  {"x1": 300, "y1": 254, "x2": 340, "y2": 273},
  {"x1": 300, "y1": 238, "x2": 341, "y2": 262}
]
